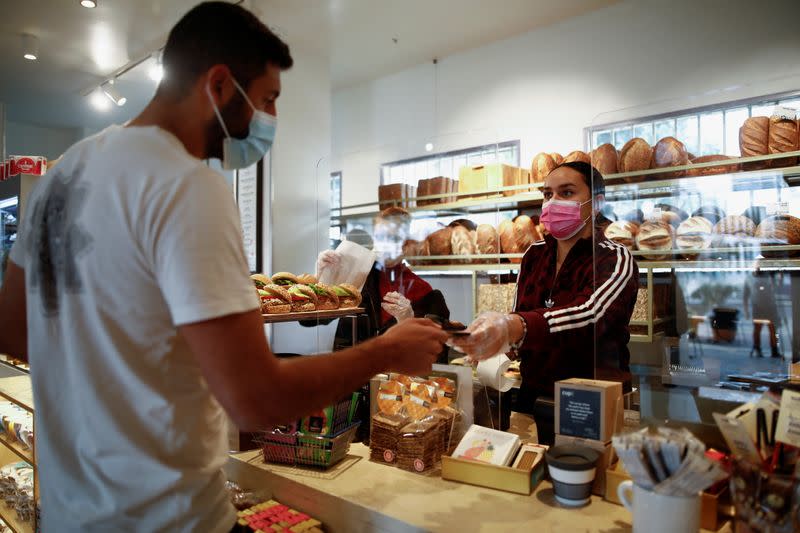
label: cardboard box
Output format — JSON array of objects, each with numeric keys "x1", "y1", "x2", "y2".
[
  {"x1": 554, "y1": 434, "x2": 615, "y2": 496},
  {"x1": 555, "y1": 378, "x2": 623, "y2": 442},
  {"x1": 442, "y1": 444, "x2": 547, "y2": 495},
  {"x1": 458, "y1": 164, "x2": 516, "y2": 199},
  {"x1": 9, "y1": 155, "x2": 47, "y2": 177}
]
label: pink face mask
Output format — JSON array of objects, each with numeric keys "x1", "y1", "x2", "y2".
[{"x1": 540, "y1": 199, "x2": 591, "y2": 240}]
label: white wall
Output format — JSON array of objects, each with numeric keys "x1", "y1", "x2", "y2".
[
  {"x1": 268, "y1": 34, "x2": 336, "y2": 354},
  {"x1": 5, "y1": 120, "x2": 81, "y2": 161},
  {"x1": 333, "y1": 0, "x2": 800, "y2": 207}
]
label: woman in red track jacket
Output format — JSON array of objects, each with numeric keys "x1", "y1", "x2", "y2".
[{"x1": 451, "y1": 162, "x2": 638, "y2": 415}]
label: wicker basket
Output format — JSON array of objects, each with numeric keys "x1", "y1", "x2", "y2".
[{"x1": 258, "y1": 422, "x2": 360, "y2": 469}]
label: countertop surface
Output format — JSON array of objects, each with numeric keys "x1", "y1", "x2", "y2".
[{"x1": 228, "y1": 443, "x2": 731, "y2": 533}]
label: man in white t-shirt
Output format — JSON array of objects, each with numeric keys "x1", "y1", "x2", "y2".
[{"x1": 0, "y1": 3, "x2": 447, "y2": 531}]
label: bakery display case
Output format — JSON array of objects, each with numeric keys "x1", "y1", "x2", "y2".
[{"x1": 589, "y1": 85, "x2": 800, "y2": 441}]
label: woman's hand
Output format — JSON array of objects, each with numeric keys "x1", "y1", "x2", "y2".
[
  {"x1": 448, "y1": 312, "x2": 517, "y2": 361},
  {"x1": 381, "y1": 291, "x2": 413, "y2": 322},
  {"x1": 315, "y1": 250, "x2": 341, "y2": 278}
]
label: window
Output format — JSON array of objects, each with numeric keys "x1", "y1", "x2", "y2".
[
  {"x1": 329, "y1": 171, "x2": 342, "y2": 247},
  {"x1": 589, "y1": 92, "x2": 800, "y2": 157},
  {"x1": 380, "y1": 141, "x2": 520, "y2": 187}
]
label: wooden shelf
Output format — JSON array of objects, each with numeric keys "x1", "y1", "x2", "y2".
[
  {"x1": 0, "y1": 505, "x2": 33, "y2": 533},
  {"x1": 0, "y1": 433, "x2": 33, "y2": 465},
  {"x1": 262, "y1": 307, "x2": 365, "y2": 324},
  {"x1": 0, "y1": 377, "x2": 33, "y2": 414}
]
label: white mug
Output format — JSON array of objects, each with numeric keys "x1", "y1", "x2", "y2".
[{"x1": 617, "y1": 480, "x2": 700, "y2": 533}]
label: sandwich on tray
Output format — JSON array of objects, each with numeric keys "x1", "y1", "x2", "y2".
[{"x1": 258, "y1": 285, "x2": 292, "y2": 314}]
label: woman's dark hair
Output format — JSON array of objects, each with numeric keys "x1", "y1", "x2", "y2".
[
  {"x1": 551, "y1": 160, "x2": 605, "y2": 197},
  {"x1": 160, "y1": 2, "x2": 293, "y2": 96}
]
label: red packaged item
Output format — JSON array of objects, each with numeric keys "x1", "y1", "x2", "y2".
[{"x1": 9, "y1": 156, "x2": 47, "y2": 177}]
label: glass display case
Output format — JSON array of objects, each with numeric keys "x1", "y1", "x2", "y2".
[
  {"x1": 0, "y1": 197, "x2": 18, "y2": 283},
  {"x1": 590, "y1": 84, "x2": 800, "y2": 445}
]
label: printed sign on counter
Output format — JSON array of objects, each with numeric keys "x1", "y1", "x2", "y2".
[{"x1": 555, "y1": 378, "x2": 623, "y2": 442}]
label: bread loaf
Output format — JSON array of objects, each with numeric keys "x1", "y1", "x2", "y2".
[
  {"x1": 531, "y1": 152, "x2": 558, "y2": 183},
  {"x1": 416, "y1": 179, "x2": 432, "y2": 207},
  {"x1": 378, "y1": 184, "x2": 406, "y2": 209},
  {"x1": 651, "y1": 137, "x2": 689, "y2": 177},
  {"x1": 497, "y1": 219, "x2": 519, "y2": 261},
  {"x1": 591, "y1": 143, "x2": 618, "y2": 175},
  {"x1": 742, "y1": 206, "x2": 767, "y2": 227},
  {"x1": 713, "y1": 215, "x2": 756, "y2": 237},
  {"x1": 653, "y1": 203, "x2": 688, "y2": 228},
  {"x1": 604, "y1": 221, "x2": 639, "y2": 250},
  {"x1": 676, "y1": 216, "x2": 713, "y2": 258},
  {"x1": 450, "y1": 225, "x2": 476, "y2": 263},
  {"x1": 513, "y1": 215, "x2": 541, "y2": 254},
  {"x1": 550, "y1": 153, "x2": 564, "y2": 165},
  {"x1": 619, "y1": 138, "x2": 653, "y2": 182},
  {"x1": 622, "y1": 209, "x2": 645, "y2": 224},
  {"x1": 755, "y1": 215, "x2": 800, "y2": 258},
  {"x1": 563, "y1": 150, "x2": 591, "y2": 165},
  {"x1": 687, "y1": 155, "x2": 740, "y2": 176},
  {"x1": 636, "y1": 221, "x2": 674, "y2": 260},
  {"x1": 476, "y1": 224, "x2": 500, "y2": 255},
  {"x1": 402, "y1": 239, "x2": 429, "y2": 265},
  {"x1": 768, "y1": 117, "x2": 799, "y2": 167},
  {"x1": 739, "y1": 116, "x2": 769, "y2": 169},
  {"x1": 426, "y1": 227, "x2": 452, "y2": 264}
]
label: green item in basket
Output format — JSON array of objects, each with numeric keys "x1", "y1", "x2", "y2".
[
  {"x1": 301, "y1": 406, "x2": 334, "y2": 435},
  {"x1": 347, "y1": 392, "x2": 359, "y2": 423}
]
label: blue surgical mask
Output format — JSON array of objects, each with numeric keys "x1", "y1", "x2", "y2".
[{"x1": 206, "y1": 77, "x2": 277, "y2": 170}]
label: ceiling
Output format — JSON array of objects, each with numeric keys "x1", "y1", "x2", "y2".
[{"x1": 0, "y1": 0, "x2": 616, "y2": 130}]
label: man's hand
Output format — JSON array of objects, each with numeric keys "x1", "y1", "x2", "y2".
[{"x1": 377, "y1": 318, "x2": 447, "y2": 375}]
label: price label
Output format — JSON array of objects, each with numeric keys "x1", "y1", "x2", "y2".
[
  {"x1": 775, "y1": 389, "x2": 800, "y2": 447},
  {"x1": 767, "y1": 202, "x2": 790, "y2": 216},
  {"x1": 770, "y1": 105, "x2": 797, "y2": 121}
]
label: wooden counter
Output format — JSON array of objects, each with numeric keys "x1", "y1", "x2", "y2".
[{"x1": 226, "y1": 444, "x2": 732, "y2": 533}]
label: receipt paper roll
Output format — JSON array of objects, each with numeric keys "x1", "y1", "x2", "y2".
[{"x1": 477, "y1": 354, "x2": 514, "y2": 392}]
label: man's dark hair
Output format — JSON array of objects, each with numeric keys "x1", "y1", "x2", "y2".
[
  {"x1": 552, "y1": 160, "x2": 605, "y2": 196},
  {"x1": 160, "y1": 1, "x2": 293, "y2": 96}
]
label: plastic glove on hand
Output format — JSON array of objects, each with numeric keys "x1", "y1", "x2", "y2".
[
  {"x1": 447, "y1": 311, "x2": 514, "y2": 362},
  {"x1": 315, "y1": 249, "x2": 341, "y2": 277},
  {"x1": 381, "y1": 291, "x2": 414, "y2": 322}
]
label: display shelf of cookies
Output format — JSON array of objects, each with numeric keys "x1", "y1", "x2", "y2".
[
  {"x1": 250, "y1": 273, "x2": 366, "y2": 323},
  {"x1": 0, "y1": 506, "x2": 31, "y2": 533}
]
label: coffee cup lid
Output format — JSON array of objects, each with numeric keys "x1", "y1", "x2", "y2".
[{"x1": 546, "y1": 445, "x2": 600, "y2": 471}]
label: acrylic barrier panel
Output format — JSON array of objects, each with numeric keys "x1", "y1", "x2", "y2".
[
  {"x1": 326, "y1": 129, "x2": 542, "y2": 442},
  {"x1": 590, "y1": 77, "x2": 800, "y2": 442}
]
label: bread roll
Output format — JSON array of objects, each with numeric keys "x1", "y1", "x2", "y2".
[
  {"x1": 653, "y1": 203, "x2": 688, "y2": 228},
  {"x1": 563, "y1": 150, "x2": 591, "y2": 165},
  {"x1": 755, "y1": 215, "x2": 800, "y2": 258},
  {"x1": 619, "y1": 138, "x2": 653, "y2": 182},
  {"x1": 591, "y1": 143, "x2": 618, "y2": 175},
  {"x1": 687, "y1": 155, "x2": 740, "y2": 176},
  {"x1": 636, "y1": 221, "x2": 674, "y2": 260},
  {"x1": 513, "y1": 215, "x2": 541, "y2": 253},
  {"x1": 531, "y1": 152, "x2": 557, "y2": 183},
  {"x1": 448, "y1": 218, "x2": 477, "y2": 232},
  {"x1": 476, "y1": 224, "x2": 500, "y2": 255},
  {"x1": 426, "y1": 227, "x2": 452, "y2": 264},
  {"x1": 739, "y1": 116, "x2": 769, "y2": 169},
  {"x1": 604, "y1": 221, "x2": 639, "y2": 250},
  {"x1": 692, "y1": 205, "x2": 726, "y2": 225},
  {"x1": 676, "y1": 216, "x2": 713, "y2": 258},
  {"x1": 651, "y1": 137, "x2": 689, "y2": 177},
  {"x1": 550, "y1": 153, "x2": 564, "y2": 165},
  {"x1": 768, "y1": 117, "x2": 799, "y2": 167}
]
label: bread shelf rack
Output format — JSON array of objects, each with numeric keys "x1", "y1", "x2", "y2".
[
  {"x1": 0, "y1": 376, "x2": 35, "y2": 533},
  {"x1": 331, "y1": 151, "x2": 800, "y2": 225}
]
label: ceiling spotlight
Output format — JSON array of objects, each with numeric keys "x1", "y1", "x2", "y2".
[
  {"x1": 425, "y1": 143, "x2": 434, "y2": 152},
  {"x1": 89, "y1": 88, "x2": 110, "y2": 111},
  {"x1": 22, "y1": 34, "x2": 38, "y2": 61},
  {"x1": 101, "y1": 81, "x2": 126, "y2": 106},
  {"x1": 80, "y1": 0, "x2": 98, "y2": 8}
]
